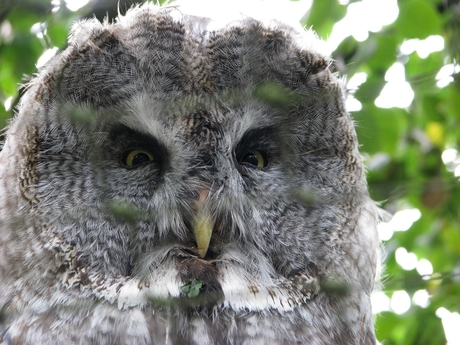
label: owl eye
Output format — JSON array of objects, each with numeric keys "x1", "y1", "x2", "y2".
[
  {"x1": 123, "y1": 149, "x2": 154, "y2": 167},
  {"x1": 241, "y1": 150, "x2": 267, "y2": 168}
]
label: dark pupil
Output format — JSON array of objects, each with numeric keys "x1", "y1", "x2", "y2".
[
  {"x1": 132, "y1": 153, "x2": 150, "y2": 165},
  {"x1": 242, "y1": 153, "x2": 259, "y2": 166}
]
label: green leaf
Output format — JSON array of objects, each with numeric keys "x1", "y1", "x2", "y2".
[
  {"x1": 353, "y1": 105, "x2": 408, "y2": 155},
  {"x1": 367, "y1": 34, "x2": 399, "y2": 71},
  {"x1": 303, "y1": 0, "x2": 347, "y2": 40},
  {"x1": 395, "y1": 0, "x2": 443, "y2": 39},
  {"x1": 106, "y1": 200, "x2": 141, "y2": 222},
  {"x1": 180, "y1": 278, "x2": 204, "y2": 298},
  {"x1": 252, "y1": 82, "x2": 294, "y2": 107}
]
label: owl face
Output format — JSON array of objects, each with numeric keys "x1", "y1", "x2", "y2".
[
  {"x1": 32, "y1": 78, "x2": 326, "y2": 307},
  {"x1": 0, "y1": 3, "x2": 380, "y2": 344}
]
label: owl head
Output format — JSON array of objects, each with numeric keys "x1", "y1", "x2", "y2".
[{"x1": 0, "y1": 3, "x2": 381, "y2": 344}]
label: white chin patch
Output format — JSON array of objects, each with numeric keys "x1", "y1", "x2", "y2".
[
  {"x1": 87, "y1": 268, "x2": 318, "y2": 313},
  {"x1": 219, "y1": 269, "x2": 318, "y2": 312}
]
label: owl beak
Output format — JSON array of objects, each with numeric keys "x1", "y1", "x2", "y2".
[{"x1": 191, "y1": 189, "x2": 214, "y2": 258}]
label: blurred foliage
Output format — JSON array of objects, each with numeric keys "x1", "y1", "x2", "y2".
[
  {"x1": 307, "y1": 1, "x2": 460, "y2": 344},
  {"x1": 0, "y1": 0, "x2": 459, "y2": 344}
]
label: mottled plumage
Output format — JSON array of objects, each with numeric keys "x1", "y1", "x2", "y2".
[{"x1": 0, "y1": 3, "x2": 381, "y2": 344}]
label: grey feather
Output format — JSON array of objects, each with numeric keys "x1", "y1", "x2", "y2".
[{"x1": 0, "y1": 3, "x2": 381, "y2": 344}]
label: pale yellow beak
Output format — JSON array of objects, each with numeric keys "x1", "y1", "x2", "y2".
[{"x1": 191, "y1": 189, "x2": 214, "y2": 258}]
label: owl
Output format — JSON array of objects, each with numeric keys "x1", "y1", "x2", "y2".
[{"x1": 0, "y1": 3, "x2": 382, "y2": 345}]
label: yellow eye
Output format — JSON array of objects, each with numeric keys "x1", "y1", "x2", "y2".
[
  {"x1": 124, "y1": 150, "x2": 154, "y2": 166},
  {"x1": 241, "y1": 150, "x2": 266, "y2": 168}
]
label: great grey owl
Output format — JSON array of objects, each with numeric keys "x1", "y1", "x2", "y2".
[{"x1": 0, "y1": 2, "x2": 382, "y2": 344}]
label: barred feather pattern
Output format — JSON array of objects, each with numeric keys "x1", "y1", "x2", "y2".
[{"x1": 0, "y1": 3, "x2": 381, "y2": 344}]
